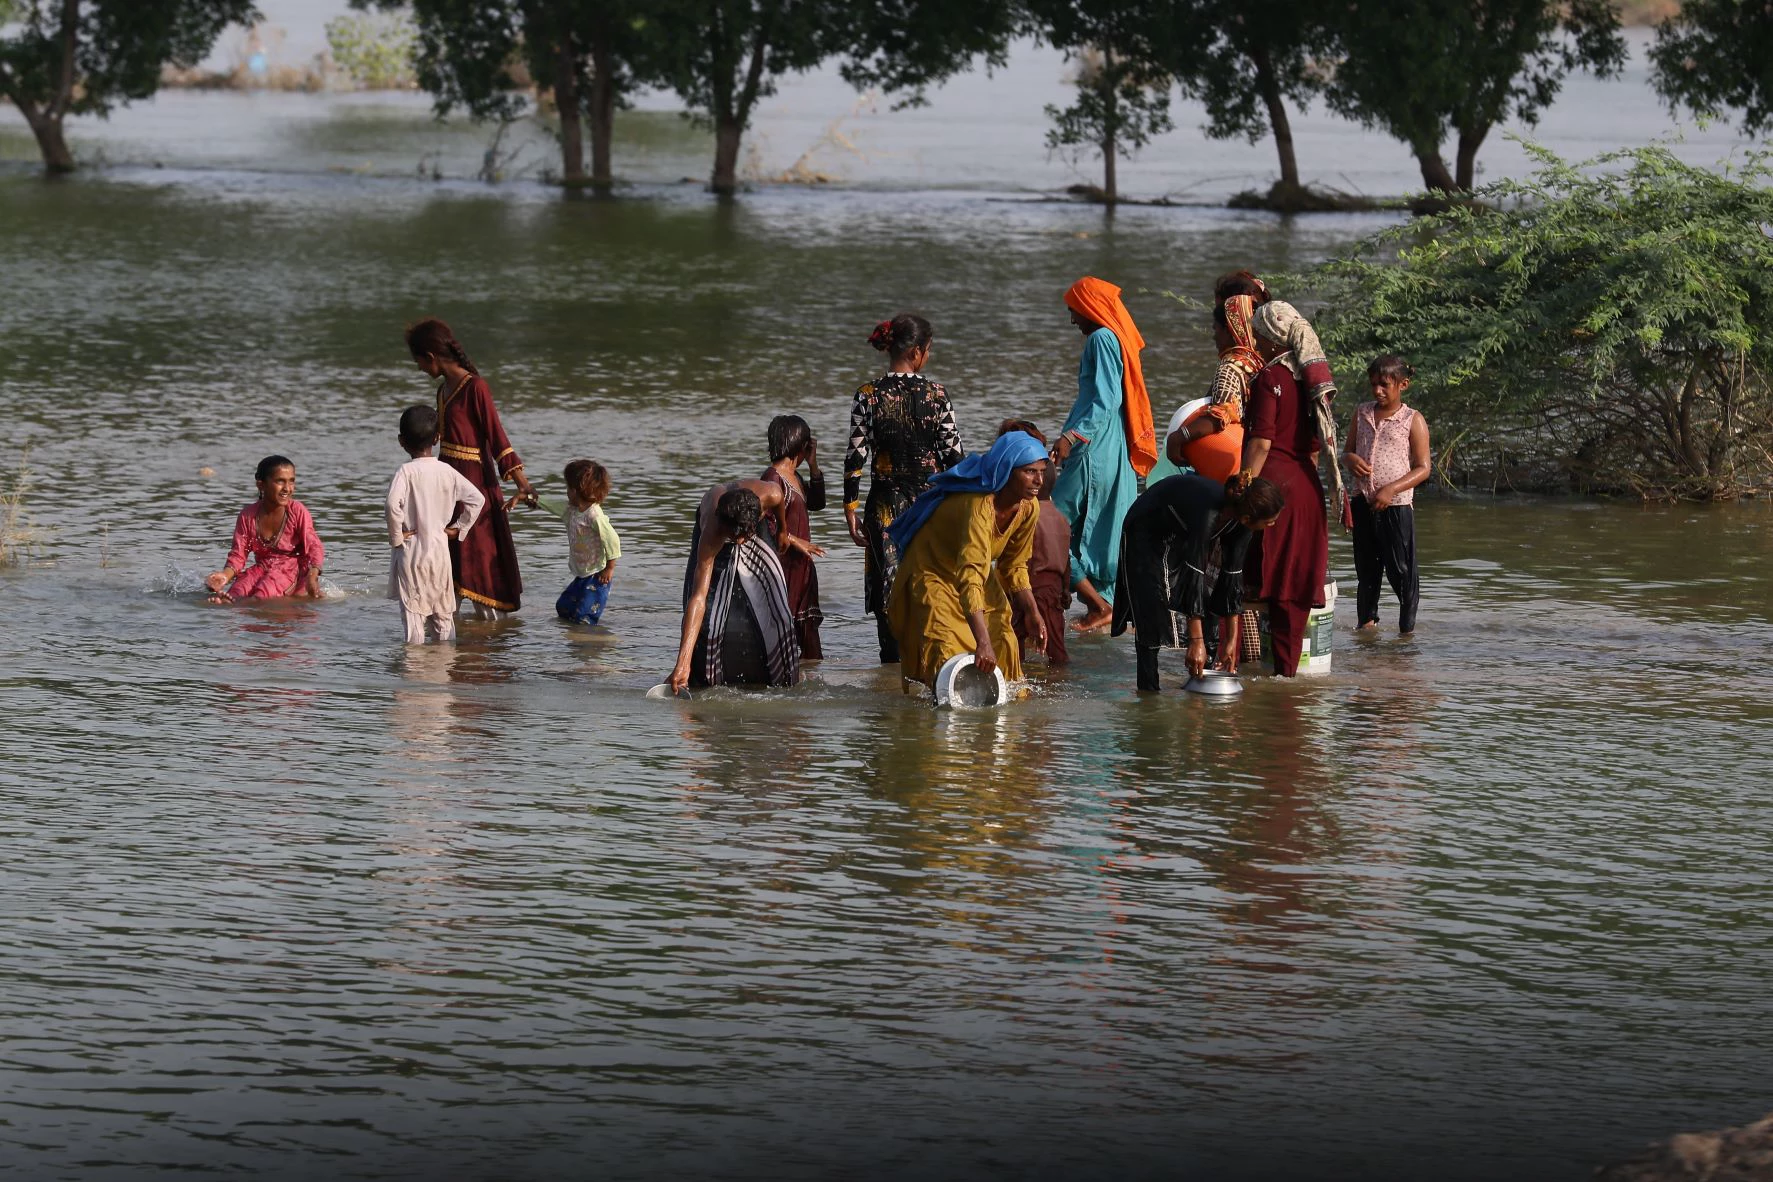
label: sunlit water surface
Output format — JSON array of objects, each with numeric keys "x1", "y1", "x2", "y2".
[{"x1": 1, "y1": 85, "x2": 1772, "y2": 1182}]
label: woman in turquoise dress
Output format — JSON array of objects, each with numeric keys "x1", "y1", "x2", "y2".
[{"x1": 1050, "y1": 277, "x2": 1157, "y2": 632}]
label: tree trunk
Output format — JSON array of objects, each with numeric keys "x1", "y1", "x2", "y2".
[
  {"x1": 1415, "y1": 146, "x2": 1457, "y2": 193},
  {"x1": 1101, "y1": 54, "x2": 1117, "y2": 207},
  {"x1": 711, "y1": 117, "x2": 743, "y2": 195},
  {"x1": 710, "y1": 24, "x2": 770, "y2": 196},
  {"x1": 1103, "y1": 127, "x2": 1116, "y2": 205},
  {"x1": 552, "y1": 35, "x2": 585, "y2": 186},
  {"x1": 1454, "y1": 122, "x2": 1489, "y2": 191},
  {"x1": 20, "y1": 103, "x2": 75, "y2": 174},
  {"x1": 587, "y1": 34, "x2": 614, "y2": 191},
  {"x1": 1250, "y1": 45, "x2": 1300, "y2": 190}
]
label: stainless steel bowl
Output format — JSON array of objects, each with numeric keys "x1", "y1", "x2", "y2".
[
  {"x1": 1183, "y1": 670, "x2": 1244, "y2": 696},
  {"x1": 935, "y1": 653, "x2": 1007, "y2": 708}
]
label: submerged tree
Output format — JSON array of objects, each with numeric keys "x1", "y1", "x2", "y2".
[
  {"x1": 1300, "y1": 145, "x2": 1773, "y2": 499},
  {"x1": 641, "y1": 0, "x2": 836, "y2": 195},
  {"x1": 0, "y1": 0, "x2": 258, "y2": 174},
  {"x1": 365, "y1": 0, "x2": 647, "y2": 190},
  {"x1": 1323, "y1": 0, "x2": 1625, "y2": 193},
  {"x1": 1031, "y1": 0, "x2": 1174, "y2": 206},
  {"x1": 1164, "y1": 0, "x2": 1329, "y2": 204},
  {"x1": 1649, "y1": 0, "x2": 1773, "y2": 134}
]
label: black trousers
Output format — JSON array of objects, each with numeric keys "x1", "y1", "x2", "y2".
[
  {"x1": 1351, "y1": 496, "x2": 1419, "y2": 632},
  {"x1": 875, "y1": 612, "x2": 900, "y2": 664}
]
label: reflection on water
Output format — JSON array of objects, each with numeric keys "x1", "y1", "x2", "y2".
[{"x1": 2, "y1": 108, "x2": 1773, "y2": 1182}]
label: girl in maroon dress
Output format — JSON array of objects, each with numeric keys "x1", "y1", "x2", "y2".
[
  {"x1": 1240, "y1": 323, "x2": 1331, "y2": 677},
  {"x1": 760, "y1": 415, "x2": 827, "y2": 661},
  {"x1": 404, "y1": 319, "x2": 535, "y2": 616}
]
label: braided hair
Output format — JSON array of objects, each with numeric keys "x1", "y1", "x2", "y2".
[{"x1": 405, "y1": 318, "x2": 480, "y2": 376}]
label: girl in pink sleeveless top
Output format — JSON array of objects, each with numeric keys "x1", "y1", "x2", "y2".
[{"x1": 1344, "y1": 355, "x2": 1432, "y2": 633}]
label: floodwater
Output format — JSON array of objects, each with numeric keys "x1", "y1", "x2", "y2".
[{"x1": 2, "y1": 53, "x2": 1773, "y2": 1182}]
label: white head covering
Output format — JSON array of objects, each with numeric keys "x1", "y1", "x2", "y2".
[{"x1": 1250, "y1": 300, "x2": 1328, "y2": 377}]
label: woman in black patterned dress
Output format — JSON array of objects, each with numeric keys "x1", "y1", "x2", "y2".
[{"x1": 843, "y1": 314, "x2": 965, "y2": 663}]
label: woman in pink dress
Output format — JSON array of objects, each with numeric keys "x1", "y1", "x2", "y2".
[{"x1": 205, "y1": 455, "x2": 326, "y2": 603}]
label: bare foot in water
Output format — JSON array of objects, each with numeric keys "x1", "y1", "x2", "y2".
[{"x1": 1069, "y1": 577, "x2": 1113, "y2": 633}]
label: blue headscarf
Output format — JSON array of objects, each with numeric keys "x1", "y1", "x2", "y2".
[{"x1": 886, "y1": 430, "x2": 1049, "y2": 554}]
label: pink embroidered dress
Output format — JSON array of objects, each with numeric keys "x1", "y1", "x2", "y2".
[{"x1": 221, "y1": 499, "x2": 325, "y2": 599}]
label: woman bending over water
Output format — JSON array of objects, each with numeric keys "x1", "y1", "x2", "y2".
[
  {"x1": 206, "y1": 455, "x2": 325, "y2": 603},
  {"x1": 1112, "y1": 474, "x2": 1285, "y2": 692},
  {"x1": 844, "y1": 314, "x2": 964, "y2": 663},
  {"x1": 886, "y1": 431, "x2": 1049, "y2": 691},
  {"x1": 670, "y1": 481, "x2": 800, "y2": 694},
  {"x1": 406, "y1": 318, "x2": 535, "y2": 617}
]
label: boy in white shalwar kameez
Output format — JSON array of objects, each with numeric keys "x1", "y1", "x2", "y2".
[{"x1": 387, "y1": 405, "x2": 486, "y2": 643}]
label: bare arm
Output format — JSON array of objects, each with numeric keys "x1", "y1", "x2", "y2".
[
  {"x1": 967, "y1": 609, "x2": 997, "y2": 676},
  {"x1": 1012, "y1": 586, "x2": 1045, "y2": 654},
  {"x1": 669, "y1": 524, "x2": 722, "y2": 693},
  {"x1": 1343, "y1": 411, "x2": 1372, "y2": 479},
  {"x1": 1241, "y1": 436, "x2": 1273, "y2": 480}
]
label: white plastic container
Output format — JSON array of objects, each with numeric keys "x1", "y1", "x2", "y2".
[{"x1": 1297, "y1": 581, "x2": 1336, "y2": 677}]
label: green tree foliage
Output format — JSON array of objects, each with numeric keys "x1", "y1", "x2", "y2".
[
  {"x1": 839, "y1": 0, "x2": 1021, "y2": 102},
  {"x1": 360, "y1": 0, "x2": 646, "y2": 189},
  {"x1": 1298, "y1": 145, "x2": 1773, "y2": 498},
  {"x1": 1323, "y1": 0, "x2": 1625, "y2": 193},
  {"x1": 0, "y1": 0, "x2": 258, "y2": 174},
  {"x1": 1164, "y1": 0, "x2": 1329, "y2": 198},
  {"x1": 644, "y1": 0, "x2": 1020, "y2": 194},
  {"x1": 326, "y1": 11, "x2": 417, "y2": 89},
  {"x1": 1650, "y1": 0, "x2": 1773, "y2": 134},
  {"x1": 1031, "y1": 0, "x2": 1173, "y2": 206}
]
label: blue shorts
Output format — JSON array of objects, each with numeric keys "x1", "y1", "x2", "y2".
[{"x1": 556, "y1": 574, "x2": 611, "y2": 625}]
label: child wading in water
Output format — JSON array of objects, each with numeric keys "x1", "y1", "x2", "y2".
[
  {"x1": 386, "y1": 406, "x2": 486, "y2": 643},
  {"x1": 1344, "y1": 354, "x2": 1431, "y2": 634},
  {"x1": 206, "y1": 455, "x2": 326, "y2": 603},
  {"x1": 760, "y1": 414, "x2": 826, "y2": 660},
  {"x1": 999, "y1": 419, "x2": 1071, "y2": 666},
  {"x1": 536, "y1": 460, "x2": 621, "y2": 625}
]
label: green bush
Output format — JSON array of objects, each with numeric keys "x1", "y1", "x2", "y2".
[{"x1": 1296, "y1": 144, "x2": 1773, "y2": 499}]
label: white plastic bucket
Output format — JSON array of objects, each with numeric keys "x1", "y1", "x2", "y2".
[{"x1": 1298, "y1": 581, "x2": 1336, "y2": 677}]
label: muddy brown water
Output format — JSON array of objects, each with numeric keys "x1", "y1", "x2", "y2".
[{"x1": 1, "y1": 76, "x2": 1771, "y2": 1182}]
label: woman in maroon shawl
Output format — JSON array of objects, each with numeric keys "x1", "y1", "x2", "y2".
[
  {"x1": 406, "y1": 319, "x2": 535, "y2": 616},
  {"x1": 759, "y1": 414, "x2": 826, "y2": 660},
  {"x1": 1239, "y1": 302, "x2": 1331, "y2": 676}
]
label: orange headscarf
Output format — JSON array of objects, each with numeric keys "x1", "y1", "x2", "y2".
[{"x1": 1063, "y1": 276, "x2": 1158, "y2": 478}]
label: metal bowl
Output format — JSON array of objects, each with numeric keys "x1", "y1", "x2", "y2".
[
  {"x1": 1183, "y1": 670, "x2": 1244, "y2": 696},
  {"x1": 935, "y1": 653, "x2": 1008, "y2": 709}
]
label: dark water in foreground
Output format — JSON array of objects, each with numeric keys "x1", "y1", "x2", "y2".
[{"x1": 2, "y1": 102, "x2": 1772, "y2": 1181}]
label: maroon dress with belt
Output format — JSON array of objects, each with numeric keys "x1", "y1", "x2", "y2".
[
  {"x1": 1244, "y1": 360, "x2": 1328, "y2": 676},
  {"x1": 438, "y1": 374, "x2": 524, "y2": 612}
]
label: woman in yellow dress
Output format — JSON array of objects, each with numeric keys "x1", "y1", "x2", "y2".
[{"x1": 886, "y1": 431, "x2": 1051, "y2": 689}]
